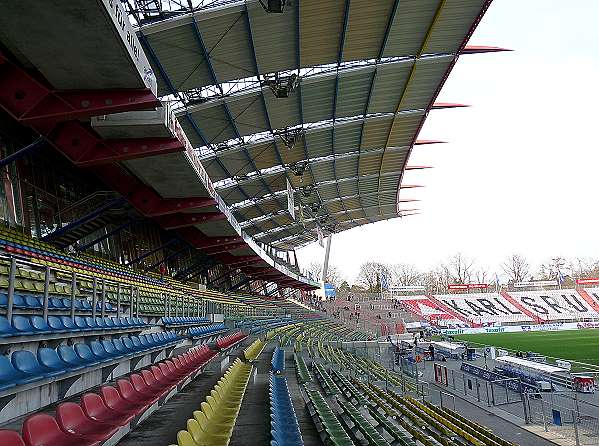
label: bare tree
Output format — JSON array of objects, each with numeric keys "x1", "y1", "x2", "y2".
[
  {"x1": 305, "y1": 262, "x2": 344, "y2": 287},
  {"x1": 391, "y1": 263, "x2": 421, "y2": 286},
  {"x1": 474, "y1": 268, "x2": 489, "y2": 284},
  {"x1": 501, "y1": 254, "x2": 529, "y2": 283},
  {"x1": 443, "y1": 253, "x2": 475, "y2": 284},
  {"x1": 357, "y1": 261, "x2": 390, "y2": 292},
  {"x1": 422, "y1": 266, "x2": 451, "y2": 293},
  {"x1": 568, "y1": 257, "x2": 599, "y2": 279},
  {"x1": 538, "y1": 256, "x2": 567, "y2": 281}
]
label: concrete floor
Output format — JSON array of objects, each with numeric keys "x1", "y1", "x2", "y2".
[
  {"x1": 116, "y1": 343, "x2": 323, "y2": 446},
  {"x1": 116, "y1": 368, "x2": 222, "y2": 445}
]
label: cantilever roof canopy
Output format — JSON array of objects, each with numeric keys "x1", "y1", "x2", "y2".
[{"x1": 136, "y1": 0, "x2": 493, "y2": 251}]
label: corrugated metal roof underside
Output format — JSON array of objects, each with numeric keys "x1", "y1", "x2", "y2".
[{"x1": 140, "y1": 0, "x2": 488, "y2": 95}]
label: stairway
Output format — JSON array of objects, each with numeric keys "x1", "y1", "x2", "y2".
[{"x1": 575, "y1": 288, "x2": 599, "y2": 314}]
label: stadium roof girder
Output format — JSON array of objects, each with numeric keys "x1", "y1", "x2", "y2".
[
  {"x1": 138, "y1": 0, "x2": 489, "y2": 95},
  {"x1": 180, "y1": 56, "x2": 452, "y2": 152},
  {"x1": 128, "y1": 0, "x2": 496, "y2": 253}
]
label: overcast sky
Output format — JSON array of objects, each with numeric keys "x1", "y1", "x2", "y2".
[{"x1": 297, "y1": 0, "x2": 599, "y2": 284}]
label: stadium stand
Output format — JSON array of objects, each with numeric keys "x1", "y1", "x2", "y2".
[{"x1": 0, "y1": 0, "x2": 521, "y2": 444}]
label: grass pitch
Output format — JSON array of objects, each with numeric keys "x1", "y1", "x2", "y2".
[{"x1": 453, "y1": 329, "x2": 599, "y2": 366}]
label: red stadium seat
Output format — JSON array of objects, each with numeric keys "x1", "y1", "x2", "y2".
[
  {"x1": 141, "y1": 369, "x2": 172, "y2": 394},
  {"x1": 100, "y1": 385, "x2": 144, "y2": 416},
  {"x1": 81, "y1": 393, "x2": 134, "y2": 426},
  {"x1": 129, "y1": 373, "x2": 161, "y2": 403},
  {"x1": 0, "y1": 430, "x2": 25, "y2": 446},
  {"x1": 116, "y1": 379, "x2": 155, "y2": 406},
  {"x1": 151, "y1": 365, "x2": 179, "y2": 386},
  {"x1": 22, "y1": 413, "x2": 100, "y2": 446},
  {"x1": 56, "y1": 402, "x2": 119, "y2": 441}
]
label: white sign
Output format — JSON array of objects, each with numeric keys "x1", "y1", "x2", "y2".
[
  {"x1": 389, "y1": 285, "x2": 426, "y2": 292},
  {"x1": 514, "y1": 280, "x2": 558, "y2": 288},
  {"x1": 286, "y1": 179, "x2": 295, "y2": 220}
]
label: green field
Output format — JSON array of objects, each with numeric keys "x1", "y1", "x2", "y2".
[{"x1": 454, "y1": 329, "x2": 599, "y2": 367}]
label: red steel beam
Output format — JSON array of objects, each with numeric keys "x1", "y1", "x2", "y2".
[
  {"x1": 432, "y1": 102, "x2": 469, "y2": 109},
  {"x1": 405, "y1": 166, "x2": 433, "y2": 170},
  {"x1": 462, "y1": 45, "x2": 512, "y2": 54},
  {"x1": 0, "y1": 52, "x2": 158, "y2": 128},
  {"x1": 51, "y1": 121, "x2": 184, "y2": 166},
  {"x1": 415, "y1": 140, "x2": 447, "y2": 145},
  {"x1": 156, "y1": 212, "x2": 226, "y2": 229},
  {"x1": 177, "y1": 229, "x2": 242, "y2": 249},
  {"x1": 203, "y1": 241, "x2": 247, "y2": 255}
]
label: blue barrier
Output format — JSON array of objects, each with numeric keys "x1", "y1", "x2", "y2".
[{"x1": 460, "y1": 362, "x2": 536, "y2": 392}]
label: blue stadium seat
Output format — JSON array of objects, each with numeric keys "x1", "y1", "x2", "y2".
[
  {"x1": 37, "y1": 348, "x2": 72, "y2": 374},
  {"x1": 74, "y1": 344, "x2": 101, "y2": 366},
  {"x1": 74, "y1": 316, "x2": 93, "y2": 331},
  {"x1": 0, "y1": 317, "x2": 17, "y2": 337},
  {"x1": 47, "y1": 316, "x2": 67, "y2": 333},
  {"x1": 30, "y1": 316, "x2": 52, "y2": 333},
  {"x1": 270, "y1": 374, "x2": 303, "y2": 446},
  {"x1": 121, "y1": 337, "x2": 135, "y2": 352},
  {"x1": 129, "y1": 336, "x2": 143, "y2": 351},
  {"x1": 12, "y1": 295, "x2": 27, "y2": 308},
  {"x1": 0, "y1": 354, "x2": 39, "y2": 387},
  {"x1": 59, "y1": 316, "x2": 80, "y2": 332},
  {"x1": 138, "y1": 336, "x2": 151, "y2": 349},
  {"x1": 89, "y1": 342, "x2": 112, "y2": 362},
  {"x1": 112, "y1": 338, "x2": 130, "y2": 356},
  {"x1": 0, "y1": 293, "x2": 7, "y2": 307},
  {"x1": 0, "y1": 356, "x2": 19, "y2": 391},
  {"x1": 101, "y1": 340, "x2": 122, "y2": 358},
  {"x1": 49, "y1": 297, "x2": 65, "y2": 309},
  {"x1": 81, "y1": 300, "x2": 92, "y2": 311},
  {"x1": 24, "y1": 295, "x2": 42, "y2": 309},
  {"x1": 12, "y1": 316, "x2": 36, "y2": 335},
  {"x1": 271, "y1": 347, "x2": 285, "y2": 374},
  {"x1": 85, "y1": 317, "x2": 99, "y2": 330},
  {"x1": 57, "y1": 346, "x2": 86, "y2": 370},
  {"x1": 12, "y1": 350, "x2": 64, "y2": 379}
]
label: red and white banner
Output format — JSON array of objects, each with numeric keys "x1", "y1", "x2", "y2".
[
  {"x1": 434, "y1": 364, "x2": 449, "y2": 386},
  {"x1": 576, "y1": 278, "x2": 599, "y2": 285}
]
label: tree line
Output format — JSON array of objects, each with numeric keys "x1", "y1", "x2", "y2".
[{"x1": 307, "y1": 254, "x2": 599, "y2": 293}]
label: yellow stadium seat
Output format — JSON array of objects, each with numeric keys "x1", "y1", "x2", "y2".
[{"x1": 176, "y1": 430, "x2": 199, "y2": 446}]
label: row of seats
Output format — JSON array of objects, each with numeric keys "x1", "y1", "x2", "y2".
[
  {"x1": 161, "y1": 317, "x2": 209, "y2": 326},
  {"x1": 294, "y1": 354, "x2": 313, "y2": 384},
  {"x1": 313, "y1": 363, "x2": 340, "y2": 396},
  {"x1": 172, "y1": 358, "x2": 253, "y2": 446},
  {"x1": 187, "y1": 323, "x2": 226, "y2": 337},
  {"x1": 243, "y1": 339, "x2": 265, "y2": 362},
  {"x1": 271, "y1": 347, "x2": 285, "y2": 374},
  {"x1": 304, "y1": 386, "x2": 354, "y2": 446},
  {"x1": 0, "y1": 315, "x2": 146, "y2": 338},
  {"x1": 270, "y1": 373, "x2": 303, "y2": 446},
  {"x1": 216, "y1": 331, "x2": 247, "y2": 350},
  {"x1": 0, "y1": 294, "x2": 116, "y2": 312},
  {"x1": 0, "y1": 332, "x2": 181, "y2": 390},
  {"x1": 0, "y1": 344, "x2": 217, "y2": 446}
]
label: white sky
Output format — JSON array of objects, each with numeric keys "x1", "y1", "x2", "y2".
[{"x1": 297, "y1": 0, "x2": 599, "y2": 284}]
